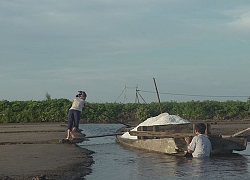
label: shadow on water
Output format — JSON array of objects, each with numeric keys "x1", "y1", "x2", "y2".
[{"x1": 78, "y1": 124, "x2": 250, "y2": 180}]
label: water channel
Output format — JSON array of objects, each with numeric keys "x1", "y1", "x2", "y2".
[{"x1": 78, "y1": 124, "x2": 250, "y2": 180}]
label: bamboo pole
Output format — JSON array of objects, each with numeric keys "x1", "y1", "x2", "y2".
[
  {"x1": 231, "y1": 127, "x2": 250, "y2": 137},
  {"x1": 85, "y1": 133, "x2": 124, "y2": 138},
  {"x1": 153, "y1": 78, "x2": 163, "y2": 114}
]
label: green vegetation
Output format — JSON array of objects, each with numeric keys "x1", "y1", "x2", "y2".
[{"x1": 0, "y1": 99, "x2": 250, "y2": 123}]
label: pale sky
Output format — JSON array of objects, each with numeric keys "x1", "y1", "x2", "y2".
[{"x1": 1, "y1": 0, "x2": 250, "y2": 103}]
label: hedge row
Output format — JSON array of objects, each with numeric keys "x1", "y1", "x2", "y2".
[{"x1": 0, "y1": 99, "x2": 250, "y2": 123}]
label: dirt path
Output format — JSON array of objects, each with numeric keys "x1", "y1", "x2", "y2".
[{"x1": 0, "y1": 123, "x2": 94, "y2": 180}]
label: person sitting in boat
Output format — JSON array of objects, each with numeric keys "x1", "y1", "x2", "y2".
[{"x1": 185, "y1": 123, "x2": 212, "y2": 157}]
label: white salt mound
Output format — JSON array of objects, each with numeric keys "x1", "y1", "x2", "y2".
[{"x1": 121, "y1": 113, "x2": 190, "y2": 139}]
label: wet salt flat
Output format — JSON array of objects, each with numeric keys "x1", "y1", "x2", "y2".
[{"x1": 79, "y1": 124, "x2": 250, "y2": 180}]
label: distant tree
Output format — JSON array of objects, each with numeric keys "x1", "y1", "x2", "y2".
[{"x1": 45, "y1": 92, "x2": 51, "y2": 101}]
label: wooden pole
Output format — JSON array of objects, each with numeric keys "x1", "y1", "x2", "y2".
[
  {"x1": 135, "y1": 85, "x2": 138, "y2": 103},
  {"x1": 153, "y1": 78, "x2": 163, "y2": 114},
  {"x1": 85, "y1": 133, "x2": 124, "y2": 138},
  {"x1": 137, "y1": 91, "x2": 147, "y2": 103},
  {"x1": 123, "y1": 84, "x2": 127, "y2": 103},
  {"x1": 231, "y1": 127, "x2": 250, "y2": 137}
]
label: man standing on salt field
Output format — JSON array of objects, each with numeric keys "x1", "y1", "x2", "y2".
[
  {"x1": 185, "y1": 123, "x2": 212, "y2": 157},
  {"x1": 66, "y1": 91, "x2": 87, "y2": 140}
]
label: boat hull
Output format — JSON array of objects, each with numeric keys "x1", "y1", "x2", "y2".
[
  {"x1": 116, "y1": 136, "x2": 187, "y2": 156},
  {"x1": 116, "y1": 135, "x2": 247, "y2": 156}
]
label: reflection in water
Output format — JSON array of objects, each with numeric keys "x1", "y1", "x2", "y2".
[{"x1": 79, "y1": 124, "x2": 250, "y2": 180}]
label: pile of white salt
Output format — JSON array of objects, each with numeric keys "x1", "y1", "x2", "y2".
[{"x1": 121, "y1": 113, "x2": 190, "y2": 139}]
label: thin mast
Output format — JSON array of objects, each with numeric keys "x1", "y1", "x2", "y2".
[{"x1": 153, "y1": 77, "x2": 163, "y2": 113}]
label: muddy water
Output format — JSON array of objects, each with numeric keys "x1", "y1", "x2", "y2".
[{"x1": 78, "y1": 124, "x2": 250, "y2": 180}]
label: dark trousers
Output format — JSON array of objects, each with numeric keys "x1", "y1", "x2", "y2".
[{"x1": 67, "y1": 109, "x2": 81, "y2": 130}]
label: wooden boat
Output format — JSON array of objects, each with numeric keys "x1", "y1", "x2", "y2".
[{"x1": 116, "y1": 123, "x2": 248, "y2": 156}]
